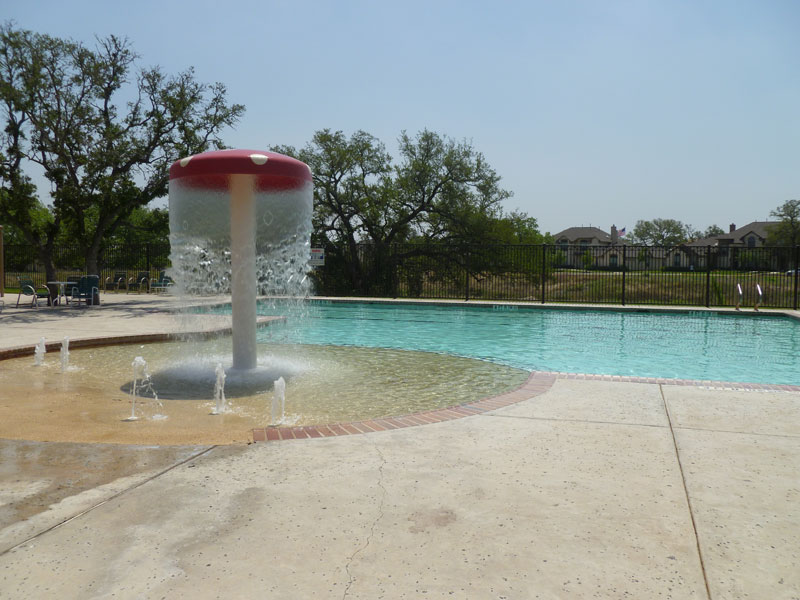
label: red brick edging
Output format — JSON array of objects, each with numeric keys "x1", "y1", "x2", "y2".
[
  {"x1": 251, "y1": 371, "x2": 557, "y2": 442},
  {"x1": 251, "y1": 371, "x2": 800, "y2": 443}
]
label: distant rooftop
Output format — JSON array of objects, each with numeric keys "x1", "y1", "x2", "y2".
[{"x1": 687, "y1": 221, "x2": 778, "y2": 247}]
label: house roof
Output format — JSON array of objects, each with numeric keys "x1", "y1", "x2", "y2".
[
  {"x1": 726, "y1": 221, "x2": 776, "y2": 242},
  {"x1": 686, "y1": 221, "x2": 778, "y2": 247},
  {"x1": 553, "y1": 227, "x2": 611, "y2": 243}
]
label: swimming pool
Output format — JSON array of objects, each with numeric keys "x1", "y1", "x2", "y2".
[{"x1": 251, "y1": 301, "x2": 800, "y2": 386}]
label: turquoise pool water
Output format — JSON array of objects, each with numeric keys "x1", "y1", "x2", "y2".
[{"x1": 248, "y1": 301, "x2": 800, "y2": 386}]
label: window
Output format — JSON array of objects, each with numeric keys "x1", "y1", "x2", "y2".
[
  {"x1": 609, "y1": 254, "x2": 618, "y2": 267},
  {"x1": 673, "y1": 253, "x2": 682, "y2": 267},
  {"x1": 747, "y1": 235, "x2": 756, "y2": 248}
]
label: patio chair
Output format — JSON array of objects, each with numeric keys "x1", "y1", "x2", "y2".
[
  {"x1": 127, "y1": 271, "x2": 150, "y2": 294},
  {"x1": 105, "y1": 271, "x2": 127, "y2": 292},
  {"x1": 150, "y1": 271, "x2": 174, "y2": 294},
  {"x1": 65, "y1": 277, "x2": 81, "y2": 298},
  {"x1": 16, "y1": 278, "x2": 52, "y2": 308},
  {"x1": 70, "y1": 275, "x2": 101, "y2": 306}
]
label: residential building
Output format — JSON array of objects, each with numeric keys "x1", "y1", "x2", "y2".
[{"x1": 552, "y1": 225, "x2": 633, "y2": 268}]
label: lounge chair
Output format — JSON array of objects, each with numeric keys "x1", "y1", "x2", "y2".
[
  {"x1": 105, "y1": 271, "x2": 127, "y2": 292},
  {"x1": 127, "y1": 271, "x2": 150, "y2": 293},
  {"x1": 150, "y1": 271, "x2": 174, "y2": 294},
  {"x1": 16, "y1": 278, "x2": 52, "y2": 308},
  {"x1": 70, "y1": 275, "x2": 101, "y2": 306}
]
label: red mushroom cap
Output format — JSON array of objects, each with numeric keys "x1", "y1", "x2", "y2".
[{"x1": 169, "y1": 149, "x2": 312, "y2": 192}]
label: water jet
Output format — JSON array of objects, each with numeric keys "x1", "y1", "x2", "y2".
[{"x1": 167, "y1": 149, "x2": 313, "y2": 391}]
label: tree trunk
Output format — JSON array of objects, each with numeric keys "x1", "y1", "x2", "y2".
[
  {"x1": 85, "y1": 240, "x2": 102, "y2": 276},
  {"x1": 37, "y1": 247, "x2": 57, "y2": 284},
  {"x1": 346, "y1": 238, "x2": 363, "y2": 294}
]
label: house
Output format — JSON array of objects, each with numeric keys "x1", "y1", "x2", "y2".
[
  {"x1": 672, "y1": 221, "x2": 778, "y2": 269},
  {"x1": 554, "y1": 221, "x2": 782, "y2": 270},
  {"x1": 552, "y1": 225, "x2": 631, "y2": 268},
  {"x1": 687, "y1": 221, "x2": 777, "y2": 250}
]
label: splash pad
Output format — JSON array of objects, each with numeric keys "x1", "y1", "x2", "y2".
[
  {"x1": 0, "y1": 150, "x2": 528, "y2": 444},
  {"x1": 0, "y1": 339, "x2": 528, "y2": 444}
]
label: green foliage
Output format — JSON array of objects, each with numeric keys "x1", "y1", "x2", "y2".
[
  {"x1": 767, "y1": 199, "x2": 800, "y2": 246},
  {"x1": 630, "y1": 218, "x2": 695, "y2": 246},
  {"x1": 276, "y1": 129, "x2": 537, "y2": 294},
  {"x1": 107, "y1": 206, "x2": 169, "y2": 245},
  {"x1": 580, "y1": 250, "x2": 594, "y2": 269},
  {"x1": 701, "y1": 224, "x2": 725, "y2": 238},
  {"x1": 0, "y1": 23, "x2": 244, "y2": 277}
]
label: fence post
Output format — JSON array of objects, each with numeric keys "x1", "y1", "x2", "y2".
[
  {"x1": 392, "y1": 243, "x2": 398, "y2": 298},
  {"x1": 464, "y1": 247, "x2": 470, "y2": 301},
  {"x1": 621, "y1": 245, "x2": 626, "y2": 306},
  {"x1": 794, "y1": 245, "x2": 799, "y2": 311},
  {"x1": 705, "y1": 246, "x2": 711, "y2": 307},
  {"x1": 540, "y1": 245, "x2": 546, "y2": 304},
  {"x1": 0, "y1": 225, "x2": 4, "y2": 298}
]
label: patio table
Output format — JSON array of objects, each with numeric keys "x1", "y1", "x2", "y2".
[{"x1": 47, "y1": 281, "x2": 71, "y2": 306}]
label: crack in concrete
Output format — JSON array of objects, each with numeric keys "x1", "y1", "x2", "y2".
[
  {"x1": 342, "y1": 442, "x2": 387, "y2": 600},
  {"x1": 0, "y1": 445, "x2": 217, "y2": 557},
  {"x1": 486, "y1": 412, "x2": 667, "y2": 429}
]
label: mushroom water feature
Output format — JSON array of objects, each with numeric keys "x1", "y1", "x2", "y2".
[{"x1": 166, "y1": 149, "x2": 313, "y2": 397}]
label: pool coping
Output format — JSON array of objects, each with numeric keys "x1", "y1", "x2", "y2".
[
  {"x1": 307, "y1": 296, "x2": 800, "y2": 321},
  {"x1": 0, "y1": 315, "x2": 283, "y2": 360}
]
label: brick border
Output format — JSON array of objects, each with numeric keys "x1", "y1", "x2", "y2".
[
  {"x1": 251, "y1": 371, "x2": 800, "y2": 443},
  {"x1": 252, "y1": 371, "x2": 558, "y2": 442}
]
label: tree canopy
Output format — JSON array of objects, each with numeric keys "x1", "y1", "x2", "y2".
[
  {"x1": 630, "y1": 218, "x2": 696, "y2": 246},
  {"x1": 274, "y1": 128, "x2": 542, "y2": 293},
  {"x1": 700, "y1": 224, "x2": 725, "y2": 239},
  {"x1": 0, "y1": 24, "x2": 244, "y2": 278},
  {"x1": 767, "y1": 199, "x2": 800, "y2": 246}
]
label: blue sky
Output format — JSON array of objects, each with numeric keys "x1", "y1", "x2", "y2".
[{"x1": 4, "y1": 0, "x2": 799, "y2": 235}]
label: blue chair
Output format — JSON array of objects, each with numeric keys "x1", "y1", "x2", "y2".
[
  {"x1": 105, "y1": 271, "x2": 127, "y2": 292},
  {"x1": 150, "y1": 271, "x2": 174, "y2": 294},
  {"x1": 16, "y1": 278, "x2": 52, "y2": 308},
  {"x1": 70, "y1": 275, "x2": 101, "y2": 305},
  {"x1": 127, "y1": 271, "x2": 150, "y2": 293}
]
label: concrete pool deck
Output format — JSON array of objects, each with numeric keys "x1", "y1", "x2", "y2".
[{"x1": 0, "y1": 293, "x2": 798, "y2": 598}]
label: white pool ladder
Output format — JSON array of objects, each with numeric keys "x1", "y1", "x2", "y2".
[{"x1": 735, "y1": 283, "x2": 762, "y2": 311}]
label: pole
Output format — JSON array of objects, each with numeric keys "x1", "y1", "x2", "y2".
[
  {"x1": 230, "y1": 175, "x2": 258, "y2": 370},
  {"x1": 794, "y1": 245, "x2": 799, "y2": 311},
  {"x1": 540, "y1": 245, "x2": 546, "y2": 304},
  {"x1": 705, "y1": 246, "x2": 711, "y2": 307},
  {"x1": 0, "y1": 225, "x2": 4, "y2": 298},
  {"x1": 621, "y1": 245, "x2": 626, "y2": 306},
  {"x1": 464, "y1": 246, "x2": 470, "y2": 301}
]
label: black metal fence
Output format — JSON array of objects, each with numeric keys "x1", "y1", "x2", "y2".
[
  {"x1": 310, "y1": 243, "x2": 800, "y2": 309},
  {"x1": 4, "y1": 242, "x2": 799, "y2": 309},
  {"x1": 2, "y1": 242, "x2": 170, "y2": 291}
]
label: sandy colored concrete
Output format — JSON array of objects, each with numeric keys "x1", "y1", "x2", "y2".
[
  {"x1": 662, "y1": 386, "x2": 800, "y2": 599},
  {"x1": 496, "y1": 379, "x2": 669, "y2": 427},
  {"x1": 0, "y1": 292, "x2": 196, "y2": 349},
  {"x1": 0, "y1": 440, "x2": 213, "y2": 554},
  {"x1": 0, "y1": 409, "x2": 709, "y2": 599},
  {"x1": 0, "y1": 295, "x2": 799, "y2": 598}
]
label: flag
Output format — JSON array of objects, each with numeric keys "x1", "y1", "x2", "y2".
[{"x1": 619, "y1": 227, "x2": 626, "y2": 237}]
